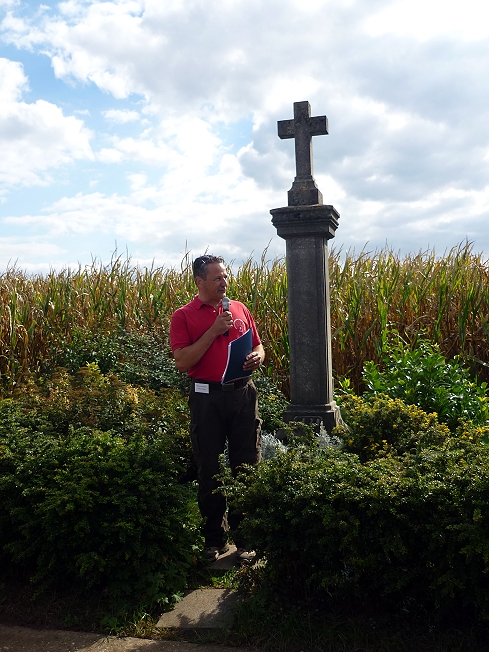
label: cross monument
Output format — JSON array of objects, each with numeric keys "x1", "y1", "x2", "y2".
[
  {"x1": 278, "y1": 101, "x2": 328, "y2": 206},
  {"x1": 271, "y1": 100, "x2": 343, "y2": 433}
]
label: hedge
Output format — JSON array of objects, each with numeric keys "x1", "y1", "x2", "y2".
[{"x1": 229, "y1": 395, "x2": 489, "y2": 618}]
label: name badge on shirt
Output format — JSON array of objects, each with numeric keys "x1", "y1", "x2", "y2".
[{"x1": 194, "y1": 382, "x2": 209, "y2": 394}]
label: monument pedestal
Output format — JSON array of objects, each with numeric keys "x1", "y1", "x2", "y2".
[
  {"x1": 273, "y1": 101, "x2": 344, "y2": 433},
  {"x1": 271, "y1": 204, "x2": 342, "y2": 433}
]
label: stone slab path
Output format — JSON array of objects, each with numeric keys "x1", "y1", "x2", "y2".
[
  {"x1": 157, "y1": 545, "x2": 241, "y2": 630},
  {"x1": 0, "y1": 545, "x2": 255, "y2": 651},
  {"x1": 0, "y1": 625, "x2": 256, "y2": 652},
  {"x1": 157, "y1": 589, "x2": 240, "y2": 630}
]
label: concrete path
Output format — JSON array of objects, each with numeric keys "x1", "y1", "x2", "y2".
[
  {"x1": 157, "y1": 589, "x2": 240, "y2": 630},
  {"x1": 158, "y1": 545, "x2": 241, "y2": 630},
  {"x1": 0, "y1": 545, "x2": 255, "y2": 651},
  {"x1": 0, "y1": 624, "x2": 256, "y2": 652}
]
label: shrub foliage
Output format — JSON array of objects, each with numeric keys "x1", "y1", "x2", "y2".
[
  {"x1": 229, "y1": 395, "x2": 489, "y2": 619},
  {"x1": 0, "y1": 366, "x2": 200, "y2": 606},
  {"x1": 2, "y1": 244, "x2": 489, "y2": 624}
]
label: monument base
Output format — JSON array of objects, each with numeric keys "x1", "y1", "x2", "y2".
[{"x1": 283, "y1": 401, "x2": 344, "y2": 434}]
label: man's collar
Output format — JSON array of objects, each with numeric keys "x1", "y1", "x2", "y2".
[{"x1": 191, "y1": 295, "x2": 216, "y2": 309}]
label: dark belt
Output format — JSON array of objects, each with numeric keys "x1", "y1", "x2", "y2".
[{"x1": 192, "y1": 377, "x2": 249, "y2": 392}]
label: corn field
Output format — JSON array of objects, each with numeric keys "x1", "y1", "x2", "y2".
[{"x1": 1, "y1": 242, "x2": 488, "y2": 396}]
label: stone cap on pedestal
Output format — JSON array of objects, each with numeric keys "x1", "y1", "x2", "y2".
[{"x1": 270, "y1": 204, "x2": 340, "y2": 240}]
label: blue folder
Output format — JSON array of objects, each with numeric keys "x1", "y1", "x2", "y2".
[{"x1": 221, "y1": 328, "x2": 253, "y2": 384}]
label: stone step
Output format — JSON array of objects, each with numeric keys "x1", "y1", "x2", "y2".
[
  {"x1": 157, "y1": 545, "x2": 242, "y2": 630},
  {"x1": 157, "y1": 588, "x2": 240, "y2": 629},
  {"x1": 212, "y1": 543, "x2": 240, "y2": 570}
]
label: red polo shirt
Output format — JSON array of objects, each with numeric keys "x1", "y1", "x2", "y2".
[{"x1": 170, "y1": 296, "x2": 261, "y2": 382}]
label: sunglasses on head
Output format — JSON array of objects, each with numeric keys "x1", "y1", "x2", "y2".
[{"x1": 193, "y1": 256, "x2": 212, "y2": 276}]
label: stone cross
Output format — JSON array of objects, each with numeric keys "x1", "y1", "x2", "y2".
[
  {"x1": 270, "y1": 100, "x2": 343, "y2": 433},
  {"x1": 277, "y1": 101, "x2": 328, "y2": 206}
]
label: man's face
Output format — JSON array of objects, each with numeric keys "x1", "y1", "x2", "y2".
[{"x1": 196, "y1": 262, "x2": 228, "y2": 305}]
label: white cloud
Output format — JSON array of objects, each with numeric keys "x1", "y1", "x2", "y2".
[
  {"x1": 3, "y1": 133, "x2": 283, "y2": 266},
  {"x1": 127, "y1": 172, "x2": 147, "y2": 191},
  {"x1": 365, "y1": 0, "x2": 489, "y2": 41},
  {"x1": 103, "y1": 109, "x2": 140, "y2": 123},
  {"x1": 1, "y1": 0, "x2": 159, "y2": 99},
  {"x1": 0, "y1": 55, "x2": 26, "y2": 100},
  {"x1": 0, "y1": 0, "x2": 338, "y2": 116},
  {"x1": 97, "y1": 114, "x2": 222, "y2": 185},
  {"x1": 2, "y1": 0, "x2": 489, "y2": 270},
  {"x1": 0, "y1": 58, "x2": 93, "y2": 188},
  {"x1": 0, "y1": 236, "x2": 67, "y2": 271}
]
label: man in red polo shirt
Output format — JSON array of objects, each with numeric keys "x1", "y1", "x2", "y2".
[{"x1": 170, "y1": 255, "x2": 264, "y2": 563}]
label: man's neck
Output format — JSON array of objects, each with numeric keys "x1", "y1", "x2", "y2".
[{"x1": 198, "y1": 293, "x2": 219, "y2": 308}]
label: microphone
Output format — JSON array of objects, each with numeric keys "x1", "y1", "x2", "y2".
[{"x1": 222, "y1": 297, "x2": 231, "y2": 336}]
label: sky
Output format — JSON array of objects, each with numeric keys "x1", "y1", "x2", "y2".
[{"x1": 1, "y1": 0, "x2": 489, "y2": 273}]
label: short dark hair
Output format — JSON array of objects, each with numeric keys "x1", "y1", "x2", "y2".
[{"x1": 192, "y1": 255, "x2": 224, "y2": 279}]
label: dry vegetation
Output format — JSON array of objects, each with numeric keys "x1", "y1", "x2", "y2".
[{"x1": 1, "y1": 242, "x2": 488, "y2": 394}]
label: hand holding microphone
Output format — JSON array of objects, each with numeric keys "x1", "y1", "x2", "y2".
[{"x1": 221, "y1": 296, "x2": 231, "y2": 336}]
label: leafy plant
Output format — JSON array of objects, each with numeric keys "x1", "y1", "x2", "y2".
[
  {"x1": 337, "y1": 393, "x2": 450, "y2": 461},
  {"x1": 13, "y1": 364, "x2": 193, "y2": 465},
  {"x1": 252, "y1": 372, "x2": 288, "y2": 434},
  {"x1": 362, "y1": 335, "x2": 489, "y2": 431}
]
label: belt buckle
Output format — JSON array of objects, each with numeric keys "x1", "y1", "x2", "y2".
[{"x1": 222, "y1": 382, "x2": 234, "y2": 392}]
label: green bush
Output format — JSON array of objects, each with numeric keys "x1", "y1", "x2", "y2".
[
  {"x1": 14, "y1": 364, "x2": 193, "y2": 472},
  {"x1": 51, "y1": 328, "x2": 188, "y2": 392},
  {"x1": 362, "y1": 336, "x2": 489, "y2": 431},
  {"x1": 228, "y1": 395, "x2": 489, "y2": 619},
  {"x1": 337, "y1": 393, "x2": 450, "y2": 461},
  {"x1": 253, "y1": 372, "x2": 289, "y2": 434},
  {"x1": 0, "y1": 370, "x2": 200, "y2": 606},
  {"x1": 51, "y1": 329, "x2": 285, "y2": 433}
]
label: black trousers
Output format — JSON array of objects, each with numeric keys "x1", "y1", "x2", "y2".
[{"x1": 188, "y1": 380, "x2": 262, "y2": 548}]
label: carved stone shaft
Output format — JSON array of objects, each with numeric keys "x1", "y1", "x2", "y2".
[{"x1": 271, "y1": 205, "x2": 342, "y2": 432}]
